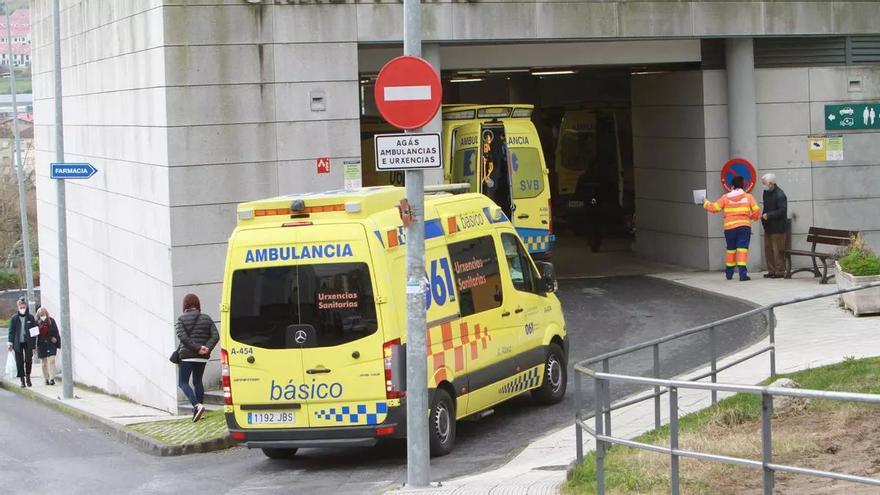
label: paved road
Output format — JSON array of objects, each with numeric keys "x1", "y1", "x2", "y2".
[{"x1": 0, "y1": 276, "x2": 766, "y2": 495}]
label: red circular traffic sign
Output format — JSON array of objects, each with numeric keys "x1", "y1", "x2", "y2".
[
  {"x1": 374, "y1": 56, "x2": 442, "y2": 130},
  {"x1": 721, "y1": 157, "x2": 757, "y2": 193}
]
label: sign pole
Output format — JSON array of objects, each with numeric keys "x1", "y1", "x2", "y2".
[
  {"x1": 4, "y1": 3, "x2": 36, "y2": 313},
  {"x1": 53, "y1": 0, "x2": 73, "y2": 400},
  {"x1": 403, "y1": 0, "x2": 430, "y2": 487}
]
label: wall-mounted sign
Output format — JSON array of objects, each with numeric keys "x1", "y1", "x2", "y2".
[
  {"x1": 808, "y1": 135, "x2": 843, "y2": 162},
  {"x1": 825, "y1": 103, "x2": 880, "y2": 130},
  {"x1": 316, "y1": 157, "x2": 330, "y2": 174}
]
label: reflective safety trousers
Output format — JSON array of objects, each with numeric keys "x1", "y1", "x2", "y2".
[{"x1": 704, "y1": 189, "x2": 761, "y2": 231}]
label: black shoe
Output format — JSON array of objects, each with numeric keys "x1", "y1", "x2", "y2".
[
  {"x1": 25, "y1": 377, "x2": 32, "y2": 387},
  {"x1": 740, "y1": 276, "x2": 751, "y2": 281},
  {"x1": 45, "y1": 379, "x2": 50, "y2": 386},
  {"x1": 763, "y1": 273, "x2": 773, "y2": 278},
  {"x1": 20, "y1": 379, "x2": 26, "y2": 388},
  {"x1": 193, "y1": 404, "x2": 206, "y2": 423},
  {"x1": 50, "y1": 380, "x2": 56, "y2": 385}
]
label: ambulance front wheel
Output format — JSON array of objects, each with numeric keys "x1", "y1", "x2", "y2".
[
  {"x1": 429, "y1": 389, "x2": 456, "y2": 457},
  {"x1": 262, "y1": 447, "x2": 298, "y2": 460},
  {"x1": 532, "y1": 343, "x2": 567, "y2": 404}
]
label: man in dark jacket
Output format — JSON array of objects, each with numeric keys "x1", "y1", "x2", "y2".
[
  {"x1": 7, "y1": 297, "x2": 38, "y2": 387},
  {"x1": 761, "y1": 173, "x2": 788, "y2": 278}
]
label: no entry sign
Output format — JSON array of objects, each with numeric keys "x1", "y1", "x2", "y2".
[
  {"x1": 720, "y1": 157, "x2": 757, "y2": 193},
  {"x1": 374, "y1": 56, "x2": 442, "y2": 130}
]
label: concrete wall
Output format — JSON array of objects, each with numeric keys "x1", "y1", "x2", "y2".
[
  {"x1": 635, "y1": 66, "x2": 880, "y2": 271},
  {"x1": 356, "y1": 1, "x2": 880, "y2": 43},
  {"x1": 31, "y1": 0, "x2": 178, "y2": 411},
  {"x1": 756, "y1": 66, "x2": 880, "y2": 254},
  {"x1": 162, "y1": 3, "x2": 361, "y2": 389},
  {"x1": 632, "y1": 71, "x2": 720, "y2": 269}
]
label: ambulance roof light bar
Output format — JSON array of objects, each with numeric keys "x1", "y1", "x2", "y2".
[{"x1": 424, "y1": 183, "x2": 471, "y2": 195}]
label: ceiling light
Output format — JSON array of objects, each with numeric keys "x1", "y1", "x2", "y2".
[
  {"x1": 488, "y1": 69, "x2": 531, "y2": 74},
  {"x1": 531, "y1": 70, "x2": 576, "y2": 76},
  {"x1": 450, "y1": 78, "x2": 484, "y2": 83},
  {"x1": 456, "y1": 70, "x2": 487, "y2": 75}
]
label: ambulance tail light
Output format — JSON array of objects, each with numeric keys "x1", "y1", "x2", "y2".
[
  {"x1": 383, "y1": 338, "x2": 405, "y2": 399},
  {"x1": 220, "y1": 348, "x2": 233, "y2": 405},
  {"x1": 282, "y1": 221, "x2": 313, "y2": 228},
  {"x1": 376, "y1": 426, "x2": 395, "y2": 437}
]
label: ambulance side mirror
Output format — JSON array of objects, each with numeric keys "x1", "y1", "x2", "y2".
[{"x1": 535, "y1": 261, "x2": 557, "y2": 294}]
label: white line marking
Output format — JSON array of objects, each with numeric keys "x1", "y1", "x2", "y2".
[{"x1": 384, "y1": 85, "x2": 432, "y2": 101}]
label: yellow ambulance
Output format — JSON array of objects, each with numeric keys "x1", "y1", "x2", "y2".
[
  {"x1": 360, "y1": 104, "x2": 555, "y2": 259},
  {"x1": 220, "y1": 186, "x2": 568, "y2": 458},
  {"x1": 443, "y1": 105, "x2": 554, "y2": 259}
]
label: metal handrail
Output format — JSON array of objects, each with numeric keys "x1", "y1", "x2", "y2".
[{"x1": 573, "y1": 280, "x2": 880, "y2": 495}]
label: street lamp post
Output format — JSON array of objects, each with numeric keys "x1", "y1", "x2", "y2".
[{"x1": 4, "y1": 1, "x2": 36, "y2": 313}]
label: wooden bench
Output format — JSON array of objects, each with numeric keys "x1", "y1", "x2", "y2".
[{"x1": 784, "y1": 227, "x2": 858, "y2": 284}]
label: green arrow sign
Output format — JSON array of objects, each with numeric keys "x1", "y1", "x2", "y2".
[{"x1": 825, "y1": 103, "x2": 880, "y2": 130}]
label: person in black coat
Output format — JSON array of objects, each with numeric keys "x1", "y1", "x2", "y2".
[
  {"x1": 35, "y1": 307, "x2": 61, "y2": 386},
  {"x1": 761, "y1": 173, "x2": 788, "y2": 278},
  {"x1": 7, "y1": 297, "x2": 38, "y2": 387},
  {"x1": 175, "y1": 293, "x2": 219, "y2": 423}
]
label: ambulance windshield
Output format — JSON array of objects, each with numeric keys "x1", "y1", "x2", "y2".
[{"x1": 229, "y1": 263, "x2": 378, "y2": 349}]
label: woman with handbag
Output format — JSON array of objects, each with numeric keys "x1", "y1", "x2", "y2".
[
  {"x1": 35, "y1": 307, "x2": 61, "y2": 385},
  {"x1": 175, "y1": 293, "x2": 219, "y2": 423}
]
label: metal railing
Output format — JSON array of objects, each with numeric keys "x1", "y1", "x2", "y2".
[{"x1": 573, "y1": 281, "x2": 880, "y2": 495}]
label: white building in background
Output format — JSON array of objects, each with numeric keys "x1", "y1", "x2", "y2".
[
  {"x1": 28, "y1": 1, "x2": 880, "y2": 412},
  {"x1": 0, "y1": 9, "x2": 31, "y2": 68}
]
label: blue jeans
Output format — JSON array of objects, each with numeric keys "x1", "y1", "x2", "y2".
[{"x1": 178, "y1": 361, "x2": 206, "y2": 407}]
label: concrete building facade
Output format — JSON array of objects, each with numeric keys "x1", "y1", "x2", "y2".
[{"x1": 30, "y1": 0, "x2": 880, "y2": 411}]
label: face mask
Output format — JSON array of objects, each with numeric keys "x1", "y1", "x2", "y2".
[
  {"x1": 18, "y1": 308, "x2": 25, "y2": 315},
  {"x1": 40, "y1": 316, "x2": 47, "y2": 322}
]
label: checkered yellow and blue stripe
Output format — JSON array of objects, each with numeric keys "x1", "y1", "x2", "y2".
[
  {"x1": 516, "y1": 227, "x2": 554, "y2": 254},
  {"x1": 313, "y1": 402, "x2": 388, "y2": 425},
  {"x1": 499, "y1": 366, "x2": 542, "y2": 395}
]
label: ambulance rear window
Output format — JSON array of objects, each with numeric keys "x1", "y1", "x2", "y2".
[{"x1": 229, "y1": 263, "x2": 378, "y2": 349}]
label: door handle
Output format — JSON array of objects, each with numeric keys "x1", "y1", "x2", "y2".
[
  {"x1": 501, "y1": 310, "x2": 511, "y2": 317},
  {"x1": 306, "y1": 368, "x2": 332, "y2": 374},
  {"x1": 515, "y1": 307, "x2": 524, "y2": 314},
  {"x1": 517, "y1": 214, "x2": 529, "y2": 219}
]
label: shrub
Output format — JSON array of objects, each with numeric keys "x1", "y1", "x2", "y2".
[
  {"x1": 839, "y1": 234, "x2": 880, "y2": 277},
  {"x1": 0, "y1": 270, "x2": 21, "y2": 290}
]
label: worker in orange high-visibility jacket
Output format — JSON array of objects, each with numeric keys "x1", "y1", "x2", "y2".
[{"x1": 704, "y1": 176, "x2": 761, "y2": 281}]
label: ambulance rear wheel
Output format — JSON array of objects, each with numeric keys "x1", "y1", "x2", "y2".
[
  {"x1": 429, "y1": 389, "x2": 456, "y2": 457},
  {"x1": 532, "y1": 343, "x2": 567, "y2": 404},
  {"x1": 262, "y1": 447, "x2": 298, "y2": 460}
]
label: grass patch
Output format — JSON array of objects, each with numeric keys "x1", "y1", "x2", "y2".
[
  {"x1": 565, "y1": 356, "x2": 880, "y2": 494},
  {"x1": 0, "y1": 78, "x2": 31, "y2": 95},
  {"x1": 0, "y1": 318, "x2": 8, "y2": 328},
  {"x1": 128, "y1": 410, "x2": 228, "y2": 446}
]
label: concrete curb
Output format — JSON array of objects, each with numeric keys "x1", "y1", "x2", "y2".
[{"x1": 0, "y1": 378, "x2": 238, "y2": 456}]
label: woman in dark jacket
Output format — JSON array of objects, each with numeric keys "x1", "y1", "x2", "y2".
[
  {"x1": 7, "y1": 297, "x2": 38, "y2": 387},
  {"x1": 176, "y1": 293, "x2": 219, "y2": 423},
  {"x1": 35, "y1": 307, "x2": 61, "y2": 385}
]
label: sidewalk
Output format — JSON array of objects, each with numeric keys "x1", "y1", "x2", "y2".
[
  {"x1": 0, "y1": 353, "x2": 233, "y2": 455},
  {"x1": 391, "y1": 272, "x2": 880, "y2": 494}
]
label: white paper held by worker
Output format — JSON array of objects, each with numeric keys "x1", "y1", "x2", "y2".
[
  {"x1": 29, "y1": 326, "x2": 40, "y2": 338},
  {"x1": 693, "y1": 189, "x2": 707, "y2": 204}
]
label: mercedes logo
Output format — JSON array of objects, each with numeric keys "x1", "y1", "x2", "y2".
[{"x1": 294, "y1": 330, "x2": 308, "y2": 345}]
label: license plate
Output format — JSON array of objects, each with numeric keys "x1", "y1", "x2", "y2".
[
  {"x1": 247, "y1": 411, "x2": 296, "y2": 425},
  {"x1": 568, "y1": 200, "x2": 585, "y2": 208}
]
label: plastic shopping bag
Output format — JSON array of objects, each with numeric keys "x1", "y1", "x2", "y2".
[{"x1": 5, "y1": 350, "x2": 16, "y2": 378}]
